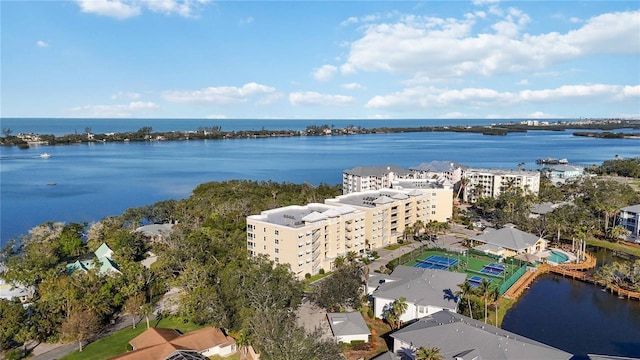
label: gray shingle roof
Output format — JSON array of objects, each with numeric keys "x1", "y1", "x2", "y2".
[
  {"x1": 391, "y1": 310, "x2": 572, "y2": 360},
  {"x1": 344, "y1": 165, "x2": 411, "y2": 176},
  {"x1": 621, "y1": 204, "x2": 640, "y2": 214},
  {"x1": 326, "y1": 312, "x2": 371, "y2": 337},
  {"x1": 472, "y1": 226, "x2": 546, "y2": 252},
  {"x1": 372, "y1": 266, "x2": 466, "y2": 309},
  {"x1": 370, "y1": 352, "x2": 401, "y2": 360}
]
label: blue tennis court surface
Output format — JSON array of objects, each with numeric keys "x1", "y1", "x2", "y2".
[
  {"x1": 480, "y1": 262, "x2": 505, "y2": 276},
  {"x1": 414, "y1": 255, "x2": 458, "y2": 270},
  {"x1": 468, "y1": 275, "x2": 491, "y2": 287}
]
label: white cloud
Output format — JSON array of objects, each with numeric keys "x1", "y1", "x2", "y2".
[
  {"x1": 366, "y1": 83, "x2": 639, "y2": 110},
  {"x1": 312, "y1": 65, "x2": 338, "y2": 82},
  {"x1": 472, "y1": 0, "x2": 500, "y2": 6},
  {"x1": 206, "y1": 114, "x2": 227, "y2": 119},
  {"x1": 341, "y1": 10, "x2": 640, "y2": 81},
  {"x1": 289, "y1": 91, "x2": 356, "y2": 106},
  {"x1": 341, "y1": 82, "x2": 365, "y2": 90},
  {"x1": 75, "y1": 0, "x2": 209, "y2": 19},
  {"x1": 240, "y1": 16, "x2": 254, "y2": 25},
  {"x1": 70, "y1": 101, "x2": 158, "y2": 118},
  {"x1": 516, "y1": 79, "x2": 529, "y2": 86},
  {"x1": 36, "y1": 40, "x2": 49, "y2": 48},
  {"x1": 76, "y1": 0, "x2": 141, "y2": 19},
  {"x1": 111, "y1": 91, "x2": 141, "y2": 100},
  {"x1": 163, "y1": 82, "x2": 277, "y2": 104},
  {"x1": 528, "y1": 111, "x2": 557, "y2": 119}
]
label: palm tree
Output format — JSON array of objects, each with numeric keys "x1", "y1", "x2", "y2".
[
  {"x1": 488, "y1": 287, "x2": 500, "y2": 325},
  {"x1": 346, "y1": 251, "x2": 358, "y2": 264},
  {"x1": 476, "y1": 279, "x2": 492, "y2": 324},
  {"x1": 403, "y1": 225, "x2": 414, "y2": 241},
  {"x1": 413, "y1": 220, "x2": 425, "y2": 238},
  {"x1": 333, "y1": 256, "x2": 346, "y2": 269},
  {"x1": 456, "y1": 178, "x2": 469, "y2": 202},
  {"x1": 608, "y1": 225, "x2": 630, "y2": 242},
  {"x1": 455, "y1": 280, "x2": 474, "y2": 320},
  {"x1": 415, "y1": 346, "x2": 444, "y2": 360},
  {"x1": 140, "y1": 303, "x2": 153, "y2": 329},
  {"x1": 385, "y1": 297, "x2": 409, "y2": 330},
  {"x1": 235, "y1": 330, "x2": 249, "y2": 360}
]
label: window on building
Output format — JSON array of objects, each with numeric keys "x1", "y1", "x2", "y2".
[
  {"x1": 275, "y1": 239, "x2": 279, "y2": 244},
  {"x1": 275, "y1": 248, "x2": 279, "y2": 254},
  {"x1": 275, "y1": 230, "x2": 279, "y2": 235},
  {"x1": 275, "y1": 257, "x2": 279, "y2": 263}
]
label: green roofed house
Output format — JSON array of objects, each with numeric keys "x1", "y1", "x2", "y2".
[{"x1": 66, "y1": 243, "x2": 120, "y2": 276}]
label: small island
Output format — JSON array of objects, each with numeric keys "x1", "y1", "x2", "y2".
[{"x1": 2, "y1": 118, "x2": 639, "y2": 148}]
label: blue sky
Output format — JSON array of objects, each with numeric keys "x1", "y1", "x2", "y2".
[{"x1": 1, "y1": 0, "x2": 639, "y2": 119}]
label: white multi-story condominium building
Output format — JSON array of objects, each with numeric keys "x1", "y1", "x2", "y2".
[
  {"x1": 619, "y1": 204, "x2": 640, "y2": 243},
  {"x1": 247, "y1": 203, "x2": 368, "y2": 279},
  {"x1": 247, "y1": 186, "x2": 453, "y2": 279},
  {"x1": 408, "y1": 160, "x2": 469, "y2": 186},
  {"x1": 462, "y1": 168, "x2": 540, "y2": 203},
  {"x1": 342, "y1": 165, "x2": 412, "y2": 194}
]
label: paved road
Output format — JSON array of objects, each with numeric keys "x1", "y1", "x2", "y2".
[{"x1": 31, "y1": 315, "x2": 140, "y2": 360}]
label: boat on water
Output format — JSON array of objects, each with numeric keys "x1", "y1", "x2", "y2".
[
  {"x1": 39, "y1": 153, "x2": 51, "y2": 158},
  {"x1": 535, "y1": 157, "x2": 568, "y2": 165}
]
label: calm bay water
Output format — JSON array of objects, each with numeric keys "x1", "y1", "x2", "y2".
[
  {"x1": 1, "y1": 119, "x2": 639, "y2": 245},
  {"x1": 1, "y1": 118, "x2": 640, "y2": 356},
  {"x1": 502, "y1": 274, "x2": 640, "y2": 359}
]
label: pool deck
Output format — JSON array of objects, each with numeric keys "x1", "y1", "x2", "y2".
[{"x1": 537, "y1": 248, "x2": 577, "y2": 265}]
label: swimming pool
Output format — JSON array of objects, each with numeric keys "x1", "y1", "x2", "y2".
[{"x1": 547, "y1": 250, "x2": 569, "y2": 263}]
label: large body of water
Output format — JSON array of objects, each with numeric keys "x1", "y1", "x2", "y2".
[
  {"x1": 1, "y1": 118, "x2": 640, "y2": 357},
  {"x1": 1, "y1": 118, "x2": 639, "y2": 245}
]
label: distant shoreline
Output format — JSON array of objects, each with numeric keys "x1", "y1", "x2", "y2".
[{"x1": 2, "y1": 118, "x2": 639, "y2": 148}]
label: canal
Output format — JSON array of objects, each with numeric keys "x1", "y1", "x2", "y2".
[{"x1": 502, "y1": 249, "x2": 640, "y2": 359}]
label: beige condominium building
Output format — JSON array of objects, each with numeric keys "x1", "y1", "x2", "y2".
[
  {"x1": 248, "y1": 184, "x2": 453, "y2": 279},
  {"x1": 462, "y1": 168, "x2": 540, "y2": 203}
]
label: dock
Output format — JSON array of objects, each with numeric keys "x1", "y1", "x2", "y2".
[{"x1": 503, "y1": 252, "x2": 640, "y2": 301}]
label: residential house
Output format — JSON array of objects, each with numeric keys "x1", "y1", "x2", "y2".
[
  {"x1": 110, "y1": 327, "x2": 236, "y2": 360},
  {"x1": 135, "y1": 223, "x2": 174, "y2": 243},
  {"x1": 342, "y1": 165, "x2": 412, "y2": 194},
  {"x1": 462, "y1": 168, "x2": 540, "y2": 203},
  {"x1": 619, "y1": 204, "x2": 640, "y2": 243},
  {"x1": 326, "y1": 312, "x2": 370, "y2": 344},
  {"x1": 390, "y1": 310, "x2": 572, "y2": 360},
  {"x1": 370, "y1": 265, "x2": 466, "y2": 323},
  {"x1": 470, "y1": 224, "x2": 548, "y2": 258},
  {"x1": 66, "y1": 243, "x2": 120, "y2": 276},
  {"x1": 545, "y1": 164, "x2": 585, "y2": 184}
]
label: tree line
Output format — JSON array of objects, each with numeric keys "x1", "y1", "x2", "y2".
[{"x1": 0, "y1": 180, "x2": 344, "y2": 359}]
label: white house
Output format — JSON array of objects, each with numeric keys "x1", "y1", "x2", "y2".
[
  {"x1": 371, "y1": 265, "x2": 466, "y2": 323},
  {"x1": 326, "y1": 312, "x2": 370, "y2": 344},
  {"x1": 619, "y1": 204, "x2": 640, "y2": 243}
]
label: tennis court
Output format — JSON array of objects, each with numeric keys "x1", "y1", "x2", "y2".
[
  {"x1": 468, "y1": 275, "x2": 491, "y2": 287},
  {"x1": 479, "y1": 262, "x2": 505, "y2": 276},
  {"x1": 414, "y1": 255, "x2": 458, "y2": 270}
]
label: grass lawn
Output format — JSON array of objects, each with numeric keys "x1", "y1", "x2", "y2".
[
  {"x1": 587, "y1": 238, "x2": 640, "y2": 257},
  {"x1": 210, "y1": 353, "x2": 240, "y2": 360},
  {"x1": 62, "y1": 317, "x2": 204, "y2": 360}
]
